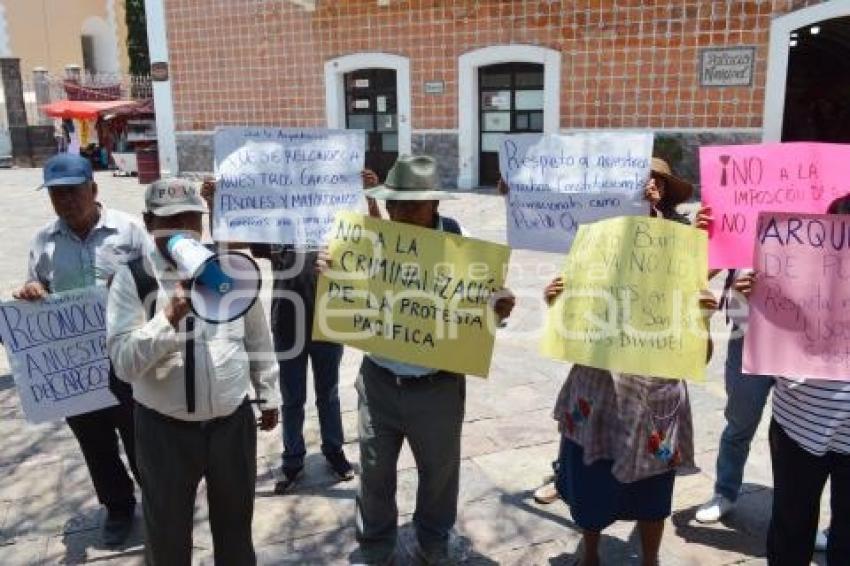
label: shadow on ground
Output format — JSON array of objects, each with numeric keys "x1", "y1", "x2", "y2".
[{"x1": 672, "y1": 482, "x2": 772, "y2": 560}]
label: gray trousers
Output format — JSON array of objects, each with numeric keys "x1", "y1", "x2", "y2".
[
  {"x1": 355, "y1": 358, "x2": 465, "y2": 562},
  {"x1": 135, "y1": 401, "x2": 257, "y2": 566}
]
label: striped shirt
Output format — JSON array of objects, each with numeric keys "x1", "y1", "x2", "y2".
[{"x1": 773, "y1": 377, "x2": 850, "y2": 456}]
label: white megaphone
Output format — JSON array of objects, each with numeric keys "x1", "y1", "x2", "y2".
[{"x1": 166, "y1": 234, "x2": 261, "y2": 324}]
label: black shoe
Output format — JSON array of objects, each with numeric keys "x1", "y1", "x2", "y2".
[
  {"x1": 326, "y1": 451, "x2": 355, "y2": 481},
  {"x1": 274, "y1": 466, "x2": 303, "y2": 494},
  {"x1": 102, "y1": 508, "x2": 134, "y2": 547}
]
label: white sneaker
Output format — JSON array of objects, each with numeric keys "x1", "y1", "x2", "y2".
[
  {"x1": 695, "y1": 494, "x2": 735, "y2": 524},
  {"x1": 815, "y1": 528, "x2": 829, "y2": 552}
]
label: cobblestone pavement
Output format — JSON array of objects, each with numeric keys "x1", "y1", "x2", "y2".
[{"x1": 0, "y1": 170, "x2": 829, "y2": 565}]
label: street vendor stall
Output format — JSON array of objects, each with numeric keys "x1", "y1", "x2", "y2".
[
  {"x1": 40, "y1": 99, "x2": 158, "y2": 179},
  {"x1": 102, "y1": 99, "x2": 156, "y2": 177}
]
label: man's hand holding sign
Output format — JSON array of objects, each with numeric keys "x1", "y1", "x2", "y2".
[{"x1": 313, "y1": 156, "x2": 514, "y2": 378}]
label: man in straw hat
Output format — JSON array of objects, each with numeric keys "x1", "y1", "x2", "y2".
[{"x1": 319, "y1": 155, "x2": 515, "y2": 564}]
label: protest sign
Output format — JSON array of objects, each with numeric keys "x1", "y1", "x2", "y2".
[
  {"x1": 499, "y1": 133, "x2": 652, "y2": 253},
  {"x1": 0, "y1": 288, "x2": 117, "y2": 423},
  {"x1": 213, "y1": 127, "x2": 365, "y2": 247},
  {"x1": 507, "y1": 191, "x2": 649, "y2": 254},
  {"x1": 312, "y1": 212, "x2": 511, "y2": 377},
  {"x1": 700, "y1": 142, "x2": 850, "y2": 268},
  {"x1": 743, "y1": 211, "x2": 850, "y2": 381},
  {"x1": 541, "y1": 216, "x2": 709, "y2": 381}
]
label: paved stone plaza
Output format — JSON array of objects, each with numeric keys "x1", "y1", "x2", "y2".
[{"x1": 0, "y1": 170, "x2": 829, "y2": 565}]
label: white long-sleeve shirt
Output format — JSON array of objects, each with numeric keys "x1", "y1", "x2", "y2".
[{"x1": 106, "y1": 249, "x2": 280, "y2": 421}]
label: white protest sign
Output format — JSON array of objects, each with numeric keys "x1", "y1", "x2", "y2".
[
  {"x1": 213, "y1": 127, "x2": 366, "y2": 247},
  {"x1": 499, "y1": 133, "x2": 653, "y2": 253},
  {"x1": 507, "y1": 191, "x2": 649, "y2": 254},
  {"x1": 0, "y1": 288, "x2": 117, "y2": 424}
]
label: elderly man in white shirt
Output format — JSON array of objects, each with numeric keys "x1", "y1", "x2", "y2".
[{"x1": 107, "y1": 178, "x2": 280, "y2": 566}]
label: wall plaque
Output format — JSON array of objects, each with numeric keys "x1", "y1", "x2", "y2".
[
  {"x1": 699, "y1": 47, "x2": 755, "y2": 87},
  {"x1": 424, "y1": 81, "x2": 445, "y2": 94}
]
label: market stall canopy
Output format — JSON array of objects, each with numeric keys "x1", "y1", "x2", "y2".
[
  {"x1": 104, "y1": 98, "x2": 154, "y2": 120},
  {"x1": 41, "y1": 100, "x2": 140, "y2": 120}
]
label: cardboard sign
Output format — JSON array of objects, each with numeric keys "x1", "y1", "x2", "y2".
[
  {"x1": 541, "y1": 216, "x2": 709, "y2": 381},
  {"x1": 700, "y1": 142, "x2": 850, "y2": 268},
  {"x1": 744, "y1": 211, "x2": 850, "y2": 381},
  {"x1": 507, "y1": 190, "x2": 649, "y2": 254},
  {"x1": 499, "y1": 133, "x2": 652, "y2": 253},
  {"x1": 213, "y1": 127, "x2": 366, "y2": 248},
  {"x1": 313, "y1": 213, "x2": 511, "y2": 377},
  {"x1": 0, "y1": 288, "x2": 118, "y2": 423}
]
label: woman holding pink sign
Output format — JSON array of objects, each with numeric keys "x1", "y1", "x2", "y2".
[{"x1": 735, "y1": 194, "x2": 850, "y2": 565}]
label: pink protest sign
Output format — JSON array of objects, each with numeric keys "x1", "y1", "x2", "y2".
[
  {"x1": 700, "y1": 143, "x2": 850, "y2": 269},
  {"x1": 743, "y1": 211, "x2": 850, "y2": 381}
]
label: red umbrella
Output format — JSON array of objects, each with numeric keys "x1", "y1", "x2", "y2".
[{"x1": 40, "y1": 100, "x2": 139, "y2": 120}]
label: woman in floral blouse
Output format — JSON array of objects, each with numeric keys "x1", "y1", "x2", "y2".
[{"x1": 545, "y1": 160, "x2": 714, "y2": 566}]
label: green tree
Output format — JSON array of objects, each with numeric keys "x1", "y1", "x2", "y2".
[{"x1": 125, "y1": 0, "x2": 150, "y2": 76}]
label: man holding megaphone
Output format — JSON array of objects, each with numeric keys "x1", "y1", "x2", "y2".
[{"x1": 106, "y1": 178, "x2": 281, "y2": 565}]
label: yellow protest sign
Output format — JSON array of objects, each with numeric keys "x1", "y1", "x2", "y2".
[
  {"x1": 541, "y1": 216, "x2": 709, "y2": 381},
  {"x1": 313, "y1": 212, "x2": 511, "y2": 377}
]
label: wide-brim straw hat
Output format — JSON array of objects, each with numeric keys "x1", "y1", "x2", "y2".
[
  {"x1": 650, "y1": 157, "x2": 693, "y2": 206},
  {"x1": 365, "y1": 155, "x2": 458, "y2": 201}
]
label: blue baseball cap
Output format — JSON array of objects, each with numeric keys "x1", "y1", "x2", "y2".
[{"x1": 39, "y1": 153, "x2": 93, "y2": 189}]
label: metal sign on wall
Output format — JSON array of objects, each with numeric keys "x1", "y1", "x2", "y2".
[
  {"x1": 424, "y1": 81, "x2": 445, "y2": 94},
  {"x1": 699, "y1": 47, "x2": 756, "y2": 87}
]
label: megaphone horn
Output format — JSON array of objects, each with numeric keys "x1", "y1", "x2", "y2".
[{"x1": 166, "y1": 235, "x2": 261, "y2": 324}]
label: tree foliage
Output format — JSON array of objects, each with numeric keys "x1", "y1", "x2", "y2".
[{"x1": 125, "y1": 0, "x2": 150, "y2": 76}]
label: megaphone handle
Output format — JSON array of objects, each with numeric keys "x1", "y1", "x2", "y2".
[{"x1": 185, "y1": 316, "x2": 196, "y2": 413}]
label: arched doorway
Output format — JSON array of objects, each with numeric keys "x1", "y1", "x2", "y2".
[
  {"x1": 324, "y1": 53, "x2": 411, "y2": 181},
  {"x1": 782, "y1": 16, "x2": 850, "y2": 142},
  {"x1": 457, "y1": 45, "x2": 561, "y2": 189},
  {"x1": 81, "y1": 16, "x2": 119, "y2": 75},
  {"x1": 763, "y1": 3, "x2": 850, "y2": 142}
]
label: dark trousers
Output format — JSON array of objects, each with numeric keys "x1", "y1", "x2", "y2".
[
  {"x1": 355, "y1": 358, "x2": 465, "y2": 562},
  {"x1": 135, "y1": 401, "x2": 257, "y2": 566},
  {"x1": 66, "y1": 395, "x2": 138, "y2": 514},
  {"x1": 767, "y1": 419, "x2": 850, "y2": 566},
  {"x1": 279, "y1": 340, "x2": 345, "y2": 469}
]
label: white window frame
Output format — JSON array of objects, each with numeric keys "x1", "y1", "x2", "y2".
[
  {"x1": 457, "y1": 44, "x2": 561, "y2": 189},
  {"x1": 763, "y1": 2, "x2": 850, "y2": 142},
  {"x1": 324, "y1": 52, "x2": 411, "y2": 156}
]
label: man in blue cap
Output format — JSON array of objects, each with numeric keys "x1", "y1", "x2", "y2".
[{"x1": 14, "y1": 153, "x2": 150, "y2": 545}]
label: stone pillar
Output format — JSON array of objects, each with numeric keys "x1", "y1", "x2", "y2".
[
  {"x1": 0, "y1": 57, "x2": 27, "y2": 127},
  {"x1": 0, "y1": 57, "x2": 32, "y2": 164},
  {"x1": 64, "y1": 64, "x2": 82, "y2": 83},
  {"x1": 32, "y1": 67, "x2": 51, "y2": 125}
]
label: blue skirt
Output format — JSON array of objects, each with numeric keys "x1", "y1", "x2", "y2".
[{"x1": 556, "y1": 437, "x2": 675, "y2": 532}]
